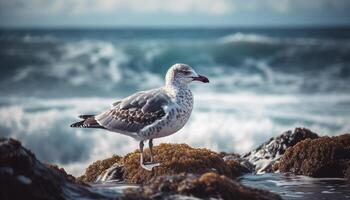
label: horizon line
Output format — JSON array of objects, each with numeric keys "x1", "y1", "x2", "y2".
[{"x1": 1, "y1": 24, "x2": 350, "y2": 30}]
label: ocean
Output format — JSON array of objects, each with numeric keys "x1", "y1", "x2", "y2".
[{"x1": 0, "y1": 27, "x2": 350, "y2": 177}]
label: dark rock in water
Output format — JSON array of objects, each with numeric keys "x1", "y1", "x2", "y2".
[
  {"x1": 345, "y1": 165, "x2": 350, "y2": 182},
  {"x1": 221, "y1": 153, "x2": 254, "y2": 177},
  {"x1": 0, "y1": 137, "x2": 109, "y2": 200},
  {"x1": 243, "y1": 128, "x2": 319, "y2": 173},
  {"x1": 224, "y1": 159, "x2": 253, "y2": 178},
  {"x1": 78, "y1": 155, "x2": 122, "y2": 183},
  {"x1": 46, "y1": 164, "x2": 88, "y2": 186},
  {"x1": 124, "y1": 172, "x2": 282, "y2": 200},
  {"x1": 276, "y1": 134, "x2": 350, "y2": 178}
]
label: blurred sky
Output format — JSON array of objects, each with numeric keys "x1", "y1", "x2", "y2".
[{"x1": 1, "y1": 0, "x2": 350, "y2": 27}]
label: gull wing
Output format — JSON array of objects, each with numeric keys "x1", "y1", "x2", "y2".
[{"x1": 95, "y1": 88, "x2": 172, "y2": 133}]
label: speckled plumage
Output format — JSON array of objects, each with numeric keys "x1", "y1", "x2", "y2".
[
  {"x1": 71, "y1": 63, "x2": 203, "y2": 141},
  {"x1": 137, "y1": 88, "x2": 193, "y2": 140}
]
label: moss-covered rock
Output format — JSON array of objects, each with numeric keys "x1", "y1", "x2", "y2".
[
  {"x1": 78, "y1": 155, "x2": 122, "y2": 183},
  {"x1": 220, "y1": 152, "x2": 253, "y2": 177},
  {"x1": 46, "y1": 164, "x2": 88, "y2": 186},
  {"x1": 122, "y1": 143, "x2": 233, "y2": 184},
  {"x1": 243, "y1": 128, "x2": 319, "y2": 173},
  {"x1": 225, "y1": 159, "x2": 252, "y2": 177},
  {"x1": 0, "y1": 137, "x2": 107, "y2": 200},
  {"x1": 124, "y1": 172, "x2": 282, "y2": 200},
  {"x1": 80, "y1": 143, "x2": 253, "y2": 184},
  {"x1": 276, "y1": 134, "x2": 350, "y2": 178}
]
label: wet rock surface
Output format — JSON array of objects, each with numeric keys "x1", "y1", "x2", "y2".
[
  {"x1": 222, "y1": 153, "x2": 254, "y2": 177},
  {"x1": 345, "y1": 166, "x2": 350, "y2": 181},
  {"x1": 224, "y1": 159, "x2": 252, "y2": 178},
  {"x1": 0, "y1": 137, "x2": 108, "y2": 200},
  {"x1": 243, "y1": 128, "x2": 319, "y2": 173},
  {"x1": 276, "y1": 134, "x2": 350, "y2": 178},
  {"x1": 78, "y1": 155, "x2": 122, "y2": 183},
  {"x1": 124, "y1": 172, "x2": 282, "y2": 200}
]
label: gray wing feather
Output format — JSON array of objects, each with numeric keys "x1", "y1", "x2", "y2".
[
  {"x1": 119, "y1": 89, "x2": 170, "y2": 112},
  {"x1": 96, "y1": 88, "x2": 171, "y2": 134},
  {"x1": 142, "y1": 92, "x2": 170, "y2": 112}
]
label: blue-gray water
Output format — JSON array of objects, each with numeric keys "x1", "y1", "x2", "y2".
[
  {"x1": 241, "y1": 173, "x2": 350, "y2": 200},
  {"x1": 0, "y1": 28, "x2": 349, "y2": 179}
]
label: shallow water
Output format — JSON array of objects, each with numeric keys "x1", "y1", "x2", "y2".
[
  {"x1": 87, "y1": 173, "x2": 350, "y2": 200},
  {"x1": 89, "y1": 182, "x2": 137, "y2": 198},
  {"x1": 240, "y1": 173, "x2": 350, "y2": 200}
]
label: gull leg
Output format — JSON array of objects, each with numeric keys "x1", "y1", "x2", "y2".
[
  {"x1": 140, "y1": 139, "x2": 160, "y2": 171},
  {"x1": 149, "y1": 139, "x2": 154, "y2": 162},
  {"x1": 139, "y1": 140, "x2": 144, "y2": 165}
]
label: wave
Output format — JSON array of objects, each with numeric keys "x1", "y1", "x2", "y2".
[
  {"x1": 219, "y1": 33, "x2": 277, "y2": 44},
  {"x1": 2, "y1": 30, "x2": 350, "y2": 99},
  {"x1": 7, "y1": 50, "x2": 350, "y2": 98},
  {"x1": 218, "y1": 32, "x2": 350, "y2": 47},
  {"x1": 202, "y1": 59, "x2": 350, "y2": 95},
  {"x1": 0, "y1": 34, "x2": 59, "y2": 43},
  {"x1": 9, "y1": 40, "x2": 164, "y2": 92},
  {"x1": 204, "y1": 63, "x2": 302, "y2": 93},
  {"x1": 50, "y1": 41, "x2": 128, "y2": 87},
  {"x1": 2, "y1": 31, "x2": 348, "y2": 92},
  {"x1": 22, "y1": 34, "x2": 59, "y2": 43}
]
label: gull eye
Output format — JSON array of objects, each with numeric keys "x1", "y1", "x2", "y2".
[{"x1": 179, "y1": 70, "x2": 191, "y2": 75}]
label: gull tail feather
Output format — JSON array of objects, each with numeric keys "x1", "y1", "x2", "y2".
[{"x1": 70, "y1": 115, "x2": 106, "y2": 129}]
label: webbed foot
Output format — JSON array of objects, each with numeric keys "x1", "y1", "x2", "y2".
[{"x1": 140, "y1": 162, "x2": 160, "y2": 171}]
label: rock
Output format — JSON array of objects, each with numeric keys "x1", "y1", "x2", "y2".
[
  {"x1": 345, "y1": 165, "x2": 350, "y2": 182},
  {"x1": 78, "y1": 155, "x2": 122, "y2": 183},
  {"x1": 219, "y1": 151, "x2": 240, "y2": 158},
  {"x1": 225, "y1": 159, "x2": 252, "y2": 177},
  {"x1": 106, "y1": 144, "x2": 232, "y2": 183},
  {"x1": 0, "y1": 137, "x2": 110, "y2": 200},
  {"x1": 122, "y1": 143, "x2": 234, "y2": 184},
  {"x1": 222, "y1": 153, "x2": 254, "y2": 177},
  {"x1": 276, "y1": 134, "x2": 350, "y2": 178},
  {"x1": 81, "y1": 143, "x2": 235, "y2": 184},
  {"x1": 124, "y1": 172, "x2": 282, "y2": 200},
  {"x1": 243, "y1": 128, "x2": 319, "y2": 173},
  {"x1": 46, "y1": 164, "x2": 88, "y2": 186}
]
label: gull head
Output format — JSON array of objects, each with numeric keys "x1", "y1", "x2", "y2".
[{"x1": 165, "y1": 63, "x2": 209, "y2": 87}]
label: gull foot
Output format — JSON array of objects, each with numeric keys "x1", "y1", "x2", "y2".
[{"x1": 141, "y1": 162, "x2": 160, "y2": 171}]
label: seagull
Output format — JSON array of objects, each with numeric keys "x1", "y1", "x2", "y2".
[{"x1": 71, "y1": 63, "x2": 209, "y2": 170}]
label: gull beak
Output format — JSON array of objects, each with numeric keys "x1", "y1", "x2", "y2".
[{"x1": 192, "y1": 75, "x2": 209, "y2": 83}]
